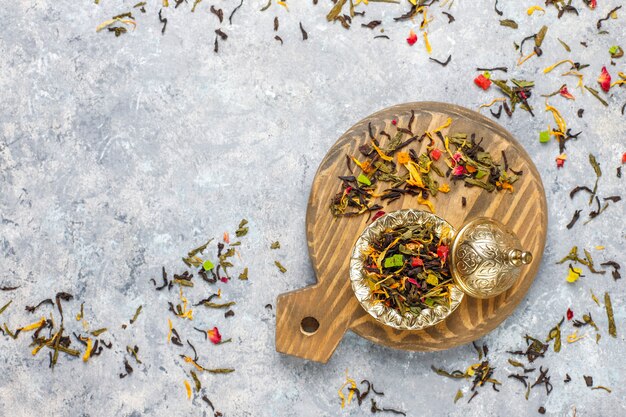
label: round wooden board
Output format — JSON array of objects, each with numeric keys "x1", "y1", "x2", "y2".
[{"x1": 276, "y1": 102, "x2": 548, "y2": 363}]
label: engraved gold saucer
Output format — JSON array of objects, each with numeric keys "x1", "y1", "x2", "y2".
[{"x1": 350, "y1": 209, "x2": 533, "y2": 330}]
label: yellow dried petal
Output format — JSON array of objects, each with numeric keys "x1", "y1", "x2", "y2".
[
  {"x1": 543, "y1": 59, "x2": 575, "y2": 74},
  {"x1": 397, "y1": 151, "x2": 410, "y2": 165},
  {"x1": 371, "y1": 142, "x2": 393, "y2": 161},
  {"x1": 167, "y1": 319, "x2": 173, "y2": 343},
  {"x1": 566, "y1": 267, "x2": 582, "y2": 283},
  {"x1": 432, "y1": 118, "x2": 452, "y2": 134},
  {"x1": 527, "y1": 6, "x2": 545, "y2": 15},
  {"x1": 82, "y1": 338, "x2": 94, "y2": 362},
  {"x1": 423, "y1": 32, "x2": 432, "y2": 55},
  {"x1": 438, "y1": 184, "x2": 450, "y2": 193},
  {"x1": 20, "y1": 317, "x2": 46, "y2": 332},
  {"x1": 184, "y1": 380, "x2": 192, "y2": 399},
  {"x1": 417, "y1": 195, "x2": 435, "y2": 213}
]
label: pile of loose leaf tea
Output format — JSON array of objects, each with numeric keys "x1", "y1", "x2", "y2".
[
  {"x1": 362, "y1": 220, "x2": 453, "y2": 315},
  {"x1": 331, "y1": 115, "x2": 522, "y2": 217}
]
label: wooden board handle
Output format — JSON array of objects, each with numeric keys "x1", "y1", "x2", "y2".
[{"x1": 276, "y1": 280, "x2": 360, "y2": 363}]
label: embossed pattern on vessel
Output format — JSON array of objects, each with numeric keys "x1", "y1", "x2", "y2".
[
  {"x1": 454, "y1": 223, "x2": 518, "y2": 296},
  {"x1": 350, "y1": 209, "x2": 464, "y2": 331}
]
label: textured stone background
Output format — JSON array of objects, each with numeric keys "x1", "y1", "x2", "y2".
[{"x1": 0, "y1": 0, "x2": 625, "y2": 416}]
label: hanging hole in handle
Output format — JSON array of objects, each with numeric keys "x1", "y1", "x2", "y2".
[{"x1": 300, "y1": 316, "x2": 320, "y2": 336}]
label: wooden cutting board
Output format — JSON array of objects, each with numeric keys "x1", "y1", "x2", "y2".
[{"x1": 275, "y1": 102, "x2": 548, "y2": 363}]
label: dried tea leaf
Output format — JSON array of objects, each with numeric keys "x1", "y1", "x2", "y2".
[
  {"x1": 327, "y1": 0, "x2": 347, "y2": 21},
  {"x1": 274, "y1": 261, "x2": 287, "y2": 273},
  {"x1": 557, "y1": 38, "x2": 571, "y2": 52},
  {"x1": 605, "y1": 292, "x2": 616, "y2": 337},
  {"x1": 362, "y1": 20, "x2": 381, "y2": 29},
  {"x1": 238, "y1": 267, "x2": 248, "y2": 281},
  {"x1": 500, "y1": 19, "x2": 519, "y2": 29},
  {"x1": 235, "y1": 219, "x2": 249, "y2": 237},
  {"x1": 535, "y1": 25, "x2": 548, "y2": 47},
  {"x1": 453, "y1": 389, "x2": 464, "y2": 403}
]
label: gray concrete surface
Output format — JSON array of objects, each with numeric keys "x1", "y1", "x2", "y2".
[{"x1": 1, "y1": 0, "x2": 625, "y2": 416}]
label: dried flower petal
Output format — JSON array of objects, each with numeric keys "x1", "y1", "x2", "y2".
[
  {"x1": 437, "y1": 245, "x2": 449, "y2": 265},
  {"x1": 527, "y1": 6, "x2": 545, "y2": 15},
  {"x1": 566, "y1": 266, "x2": 583, "y2": 283},
  {"x1": 559, "y1": 85, "x2": 575, "y2": 100},
  {"x1": 567, "y1": 308, "x2": 574, "y2": 321},
  {"x1": 207, "y1": 327, "x2": 222, "y2": 344},
  {"x1": 430, "y1": 148, "x2": 442, "y2": 161},
  {"x1": 397, "y1": 151, "x2": 410, "y2": 165},
  {"x1": 452, "y1": 165, "x2": 466, "y2": 176},
  {"x1": 598, "y1": 66, "x2": 611, "y2": 92},
  {"x1": 371, "y1": 211, "x2": 386, "y2": 222},
  {"x1": 406, "y1": 30, "x2": 417, "y2": 46}
]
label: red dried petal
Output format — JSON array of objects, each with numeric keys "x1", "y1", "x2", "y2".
[
  {"x1": 452, "y1": 165, "x2": 466, "y2": 176},
  {"x1": 556, "y1": 158, "x2": 565, "y2": 168},
  {"x1": 559, "y1": 85, "x2": 575, "y2": 100},
  {"x1": 406, "y1": 30, "x2": 417, "y2": 46},
  {"x1": 207, "y1": 327, "x2": 222, "y2": 344},
  {"x1": 407, "y1": 278, "x2": 419, "y2": 286},
  {"x1": 430, "y1": 148, "x2": 442, "y2": 161},
  {"x1": 590, "y1": 0, "x2": 597, "y2": 9},
  {"x1": 220, "y1": 277, "x2": 229, "y2": 283},
  {"x1": 567, "y1": 308, "x2": 574, "y2": 320},
  {"x1": 598, "y1": 66, "x2": 611, "y2": 92},
  {"x1": 622, "y1": 152, "x2": 626, "y2": 164},
  {"x1": 371, "y1": 210, "x2": 386, "y2": 222},
  {"x1": 411, "y1": 257, "x2": 424, "y2": 267},
  {"x1": 474, "y1": 74, "x2": 492, "y2": 90},
  {"x1": 437, "y1": 245, "x2": 449, "y2": 264},
  {"x1": 391, "y1": 119, "x2": 397, "y2": 125}
]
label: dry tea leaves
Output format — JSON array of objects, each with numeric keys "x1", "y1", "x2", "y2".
[
  {"x1": 210, "y1": 5, "x2": 224, "y2": 22},
  {"x1": 429, "y1": 55, "x2": 451, "y2": 67},
  {"x1": 299, "y1": 22, "x2": 308, "y2": 40},
  {"x1": 235, "y1": 219, "x2": 249, "y2": 237},
  {"x1": 274, "y1": 261, "x2": 287, "y2": 273},
  {"x1": 500, "y1": 19, "x2": 519, "y2": 29},
  {"x1": 605, "y1": 292, "x2": 616, "y2": 337}
]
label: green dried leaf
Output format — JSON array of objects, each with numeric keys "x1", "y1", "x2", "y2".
[
  {"x1": 203, "y1": 260, "x2": 215, "y2": 271},
  {"x1": 235, "y1": 219, "x2": 249, "y2": 237},
  {"x1": 588, "y1": 154, "x2": 602, "y2": 179},
  {"x1": 90, "y1": 328, "x2": 108, "y2": 337},
  {"x1": 187, "y1": 239, "x2": 213, "y2": 258},
  {"x1": 357, "y1": 173, "x2": 371, "y2": 186},
  {"x1": 500, "y1": 19, "x2": 518, "y2": 29},
  {"x1": 238, "y1": 267, "x2": 249, "y2": 281},
  {"x1": 584, "y1": 85, "x2": 608, "y2": 107},
  {"x1": 454, "y1": 389, "x2": 464, "y2": 403},
  {"x1": 535, "y1": 25, "x2": 548, "y2": 47},
  {"x1": 201, "y1": 301, "x2": 236, "y2": 309},
  {"x1": 274, "y1": 261, "x2": 287, "y2": 273},
  {"x1": 191, "y1": 370, "x2": 202, "y2": 391},
  {"x1": 326, "y1": 0, "x2": 347, "y2": 21},
  {"x1": 464, "y1": 178, "x2": 496, "y2": 192},
  {"x1": 605, "y1": 292, "x2": 616, "y2": 337},
  {"x1": 546, "y1": 318, "x2": 564, "y2": 352},
  {"x1": 511, "y1": 79, "x2": 535, "y2": 88},
  {"x1": 0, "y1": 300, "x2": 12, "y2": 316},
  {"x1": 383, "y1": 254, "x2": 404, "y2": 268},
  {"x1": 558, "y1": 38, "x2": 571, "y2": 52},
  {"x1": 129, "y1": 305, "x2": 142, "y2": 325}
]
